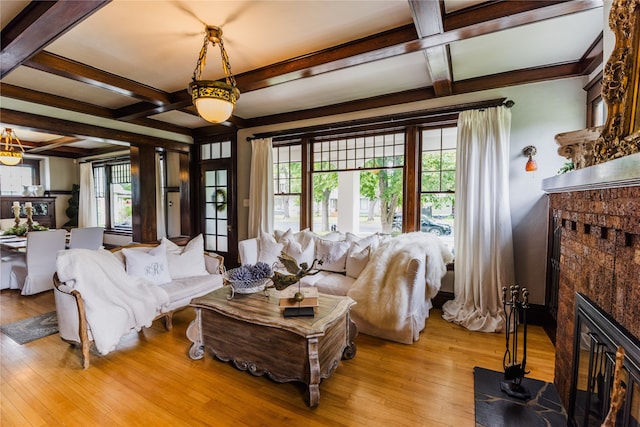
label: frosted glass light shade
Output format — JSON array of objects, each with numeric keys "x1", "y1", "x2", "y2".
[
  {"x1": 194, "y1": 98, "x2": 235, "y2": 123},
  {"x1": 0, "y1": 150, "x2": 22, "y2": 166},
  {"x1": 190, "y1": 80, "x2": 239, "y2": 123}
]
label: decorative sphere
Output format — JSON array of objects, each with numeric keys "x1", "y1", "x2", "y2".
[{"x1": 293, "y1": 292, "x2": 305, "y2": 302}]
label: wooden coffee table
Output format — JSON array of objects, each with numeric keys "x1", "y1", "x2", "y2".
[{"x1": 187, "y1": 287, "x2": 357, "y2": 407}]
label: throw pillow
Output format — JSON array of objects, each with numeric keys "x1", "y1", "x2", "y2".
[
  {"x1": 346, "y1": 242, "x2": 371, "y2": 278},
  {"x1": 162, "y1": 235, "x2": 209, "y2": 279},
  {"x1": 315, "y1": 239, "x2": 350, "y2": 273},
  {"x1": 319, "y1": 230, "x2": 345, "y2": 242},
  {"x1": 276, "y1": 228, "x2": 294, "y2": 243},
  {"x1": 345, "y1": 232, "x2": 380, "y2": 252},
  {"x1": 258, "y1": 230, "x2": 284, "y2": 266},
  {"x1": 284, "y1": 238, "x2": 315, "y2": 268},
  {"x1": 122, "y1": 244, "x2": 172, "y2": 285}
]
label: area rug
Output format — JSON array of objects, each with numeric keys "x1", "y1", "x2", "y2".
[
  {"x1": 474, "y1": 367, "x2": 566, "y2": 427},
  {"x1": 0, "y1": 311, "x2": 58, "y2": 344}
]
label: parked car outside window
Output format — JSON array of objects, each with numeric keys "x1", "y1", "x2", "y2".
[{"x1": 392, "y1": 214, "x2": 452, "y2": 236}]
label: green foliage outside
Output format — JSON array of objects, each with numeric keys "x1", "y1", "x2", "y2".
[
  {"x1": 312, "y1": 164, "x2": 338, "y2": 231},
  {"x1": 421, "y1": 150, "x2": 455, "y2": 212},
  {"x1": 275, "y1": 147, "x2": 455, "y2": 233}
]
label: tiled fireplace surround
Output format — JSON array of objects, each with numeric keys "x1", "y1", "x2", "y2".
[{"x1": 543, "y1": 154, "x2": 640, "y2": 410}]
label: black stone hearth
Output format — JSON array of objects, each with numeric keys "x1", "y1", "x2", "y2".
[{"x1": 474, "y1": 367, "x2": 567, "y2": 427}]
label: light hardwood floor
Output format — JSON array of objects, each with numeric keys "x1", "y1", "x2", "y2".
[{"x1": 0, "y1": 289, "x2": 555, "y2": 426}]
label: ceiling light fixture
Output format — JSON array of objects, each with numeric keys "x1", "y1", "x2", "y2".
[
  {"x1": 522, "y1": 145, "x2": 538, "y2": 172},
  {"x1": 0, "y1": 128, "x2": 24, "y2": 166},
  {"x1": 188, "y1": 26, "x2": 240, "y2": 124}
]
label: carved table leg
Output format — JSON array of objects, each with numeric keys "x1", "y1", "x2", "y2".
[
  {"x1": 306, "y1": 337, "x2": 321, "y2": 407},
  {"x1": 342, "y1": 314, "x2": 358, "y2": 360},
  {"x1": 186, "y1": 308, "x2": 204, "y2": 360}
]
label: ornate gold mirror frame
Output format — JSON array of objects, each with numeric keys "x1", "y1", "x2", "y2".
[{"x1": 593, "y1": 0, "x2": 640, "y2": 165}]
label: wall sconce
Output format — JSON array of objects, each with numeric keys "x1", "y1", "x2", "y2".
[
  {"x1": 522, "y1": 145, "x2": 537, "y2": 172},
  {"x1": 188, "y1": 25, "x2": 240, "y2": 124}
]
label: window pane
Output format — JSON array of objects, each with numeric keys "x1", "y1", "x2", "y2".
[
  {"x1": 422, "y1": 152, "x2": 441, "y2": 172},
  {"x1": 111, "y1": 183, "x2": 132, "y2": 227},
  {"x1": 0, "y1": 164, "x2": 36, "y2": 195},
  {"x1": 422, "y1": 129, "x2": 442, "y2": 151},
  {"x1": 274, "y1": 195, "x2": 300, "y2": 232},
  {"x1": 273, "y1": 144, "x2": 303, "y2": 230},
  {"x1": 421, "y1": 171, "x2": 441, "y2": 192},
  {"x1": 201, "y1": 144, "x2": 211, "y2": 160},
  {"x1": 442, "y1": 171, "x2": 456, "y2": 192},
  {"x1": 442, "y1": 127, "x2": 458, "y2": 150},
  {"x1": 442, "y1": 150, "x2": 456, "y2": 171},
  {"x1": 420, "y1": 126, "x2": 456, "y2": 254},
  {"x1": 421, "y1": 194, "x2": 454, "y2": 254},
  {"x1": 221, "y1": 141, "x2": 231, "y2": 158}
]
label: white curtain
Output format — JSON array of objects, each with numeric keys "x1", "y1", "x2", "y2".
[
  {"x1": 442, "y1": 106, "x2": 515, "y2": 333},
  {"x1": 248, "y1": 138, "x2": 274, "y2": 238},
  {"x1": 156, "y1": 152, "x2": 166, "y2": 240},
  {"x1": 78, "y1": 162, "x2": 97, "y2": 227}
]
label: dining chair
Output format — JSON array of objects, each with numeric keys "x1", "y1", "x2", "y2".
[
  {"x1": 68, "y1": 227, "x2": 104, "y2": 250},
  {"x1": 9, "y1": 229, "x2": 67, "y2": 295},
  {"x1": 1, "y1": 252, "x2": 25, "y2": 290}
]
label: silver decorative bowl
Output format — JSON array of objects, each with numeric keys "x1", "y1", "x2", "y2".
[{"x1": 223, "y1": 268, "x2": 270, "y2": 299}]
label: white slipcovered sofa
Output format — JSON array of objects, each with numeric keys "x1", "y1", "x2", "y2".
[
  {"x1": 54, "y1": 235, "x2": 223, "y2": 368},
  {"x1": 239, "y1": 229, "x2": 453, "y2": 344}
]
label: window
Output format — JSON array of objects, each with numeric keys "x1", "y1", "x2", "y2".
[
  {"x1": 420, "y1": 127, "x2": 456, "y2": 252},
  {"x1": 93, "y1": 161, "x2": 132, "y2": 230},
  {"x1": 311, "y1": 132, "x2": 404, "y2": 235},
  {"x1": 0, "y1": 160, "x2": 40, "y2": 195},
  {"x1": 266, "y1": 101, "x2": 488, "y2": 248},
  {"x1": 273, "y1": 143, "x2": 302, "y2": 232}
]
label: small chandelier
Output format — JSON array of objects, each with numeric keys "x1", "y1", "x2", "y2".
[
  {"x1": 0, "y1": 128, "x2": 24, "y2": 166},
  {"x1": 188, "y1": 26, "x2": 240, "y2": 124}
]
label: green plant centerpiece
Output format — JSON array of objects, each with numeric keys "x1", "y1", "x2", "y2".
[{"x1": 3, "y1": 224, "x2": 49, "y2": 236}]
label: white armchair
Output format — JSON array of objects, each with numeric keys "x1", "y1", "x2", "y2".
[
  {"x1": 9, "y1": 229, "x2": 67, "y2": 295},
  {"x1": 68, "y1": 227, "x2": 104, "y2": 250}
]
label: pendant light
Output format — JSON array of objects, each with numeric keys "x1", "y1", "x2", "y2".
[
  {"x1": 0, "y1": 128, "x2": 24, "y2": 166},
  {"x1": 188, "y1": 26, "x2": 240, "y2": 124}
]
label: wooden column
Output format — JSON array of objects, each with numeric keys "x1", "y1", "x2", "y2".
[
  {"x1": 179, "y1": 151, "x2": 192, "y2": 236},
  {"x1": 130, "y1": 145, "x2": 157, "y2": 243},
  {"x1": 404, "y1": 126, "x2": 419, "y2": 231}
]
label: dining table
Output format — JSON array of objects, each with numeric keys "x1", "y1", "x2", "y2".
[
  {"x1": 0, "y1": 235, "x2": 27, "y2": 250},
  {"x1": 0, "y1": 231, "x2": 71, "y2": 251}
]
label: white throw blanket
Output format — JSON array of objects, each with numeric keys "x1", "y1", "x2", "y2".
[
  {"x1": 56, "y1": 249, "x2": 170, "y2": 355},
  {"x1": 347, "y1": 232, "x2": 453, "y2": 331}
]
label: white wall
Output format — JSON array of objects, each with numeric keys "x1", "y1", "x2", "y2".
[
  {"x1": 505, "y1": 78, "x2": 587, "y2": 304},
  {"x1": 39, "y1": 156, "x2": 78, "y2": 228},
  {"x1": 236, "y1": 77, "x2": 588, "y2": 305}
]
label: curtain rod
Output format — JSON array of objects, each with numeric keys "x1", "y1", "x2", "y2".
[{"x1": 246, "y1": 98, "x2": 513, "y2": 142}]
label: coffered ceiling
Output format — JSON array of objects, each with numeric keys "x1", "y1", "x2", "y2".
[{"x1": 0, "y1": 1, "x2": 604, "y2": 158}]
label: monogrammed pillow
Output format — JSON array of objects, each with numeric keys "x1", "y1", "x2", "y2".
[{"x1": 122, "y1": 244, "x2": 172, "y2": 285}]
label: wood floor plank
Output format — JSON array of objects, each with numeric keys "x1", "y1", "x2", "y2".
[{"x1": 0, "y1": 289, "x2": 556, "y2": 426}]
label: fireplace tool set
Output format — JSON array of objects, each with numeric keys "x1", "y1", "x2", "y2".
[{"x1": 501, "y1": 285, "x2": 531, "y2": 400}]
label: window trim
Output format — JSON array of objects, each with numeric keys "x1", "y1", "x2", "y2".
[{"x1": 93, "y1": 158, "x2": 132, "y2": 232}]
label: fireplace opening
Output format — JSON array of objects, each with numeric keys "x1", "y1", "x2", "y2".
[{"x1": 569, "y1": 293, "x2": 640, "y2": 426}]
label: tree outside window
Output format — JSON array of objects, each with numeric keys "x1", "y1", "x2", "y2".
[
  {"x1": 420, "y1": 127, "x2": 456, "y2": 253},
  {"x1": 93, "y1": 161, "x2": 132, "y2": 230}
]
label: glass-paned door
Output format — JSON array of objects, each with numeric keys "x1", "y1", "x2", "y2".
[{"x1": 202, "y1": 164, "x2": 235, "y2": 266}]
